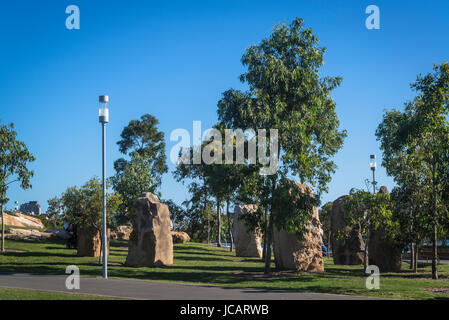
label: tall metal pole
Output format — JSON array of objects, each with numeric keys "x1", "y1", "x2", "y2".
[
  {"x1": 99, "y1": 95, "x2": 109, "y2": 280},
  {"x1": 102, "y1": 122, "x2": 107, "y2": 279},
  {"x1": 372, "y1": 168, "x2": 376, "y2": 195}
]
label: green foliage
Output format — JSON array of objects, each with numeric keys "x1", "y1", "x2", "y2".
[
  {"x1": 46, "y1": 196, "x2": 63, "y2": 228},
  {"x1": 110, "y1": 153, "x2": 157, "y2": 225},
  {"x1": 114, "y1": 114, "x2": 167, "y2": 186},
  {"x1": 0, "y1": 121, "x2": 35, "y2": 204},
  {"x1": 319, "y1": 202, "x2": 333, "y2": 245},
  {"x1": 376, "y1": 63, "x2": 449, "y2": 278},
  {"x1": 62, "y1": 177, "x2": 121, "y2": 232},
  {"x1": 0, "y1": 120, "x2": 35, "y2": 251}
]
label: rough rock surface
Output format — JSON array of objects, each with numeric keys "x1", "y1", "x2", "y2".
[
  {"x1": 330, "y1": 195, "x2": 366, "y2": 265},
  {"x1": 172, "y1": 231, "x2": 190, "y2": 244},
  {"x1": 233, "y1": 204, "x2": 262, "y2": 258},
  {"x1": 272, "y1": 183, "x2": 324, "y2": 272},
  {"x1": 111, "y1": 225, "x2": 132, "y2": 240},
  {"x1": 125, "y1": 193, "x2": 173, "y2": 267},
  {"x1": 368, "y1": 186, "x2": 402, "y2": 272},
  {"x1": 1, "y1": 212, "x2": 44, "y2": 229},
  {"x1": 77, "y1": 227, "x2": 110, "y2": 257},
  {"x1": 6, "y1": 228, "x2": 71, "y2": 241}
]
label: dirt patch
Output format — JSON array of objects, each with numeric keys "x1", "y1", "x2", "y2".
[{"x1": 426, "y1": 287, "x2": 449, "y2": 294}]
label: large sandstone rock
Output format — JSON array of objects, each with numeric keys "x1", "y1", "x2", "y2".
[
  {"x1": 272, "y1": 183, "x2": 324, "y2": 272},
  {"x1": 111, "y1": 225, "x2": 132, "y2": 240},
  {"x1": 233, "y1": 204, "x2": 262, "y2": 258},
  {"x1": 125, "y1": 193, "x2": 173, "y2": 267},
  {"x1": 330, "y1": 196, "x2": 365, "y2": 265},
  {"x1": 1, "y1": 212, "x2": 44, "y2": 229},
  {"x1": 77, "y1": 227, "x2": 110, "y2": 257},
  {"x1": 6, "y1": 228, "x2": 71, "y2": 241},
  {"x1": 368, "y1": 186, "x2": 402, "y2": 272},
  {"x1": 172, "y1": 231, "x2": 190, "y2": 244}
]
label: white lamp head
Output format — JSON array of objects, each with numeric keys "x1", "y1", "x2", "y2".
[{"x1": 99, "y1": 95, "x2": 109, "y2": 123}]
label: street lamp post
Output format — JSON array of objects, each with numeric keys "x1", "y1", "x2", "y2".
[
  {"x1": 99, "y1": 95, "x2": 109, "y2": 279},
  {"x1": 370, "y1": 154, "x2": 376, "y2": 194}
]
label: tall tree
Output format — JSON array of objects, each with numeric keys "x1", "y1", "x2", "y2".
[
  {"x1": 376, "y1": 63, "x2": 449, "y2": 279},
  {"x1": 47, "y1": 196, "x2": 63, "y2": 228},
  {"x1": 114, "y1": 114, "x2": 167, "y2": 188},
  {"x1": 217, "y1": 18, "x2": 346, "y2": 273},
  {"x1": 0, "y1": 121, "x2": 35, "y2": 252},
  {"x1": 62, "y1": 177, "x2": 121, "y2": 262},
  {"x1": 110, "y1": 153, "x2": 156, "y2": 225}
]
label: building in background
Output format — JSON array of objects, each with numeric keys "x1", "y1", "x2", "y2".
[{"x1": 19, "y1": 201, "x2": 41, "y2": 216}]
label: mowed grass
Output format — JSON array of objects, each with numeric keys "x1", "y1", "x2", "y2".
[
  {"x1": 1, "y1": 238, "x2": 449, "y2": 300},
  {"x1": 0, "y1": 286, "x2": 118, "y2": 300}
]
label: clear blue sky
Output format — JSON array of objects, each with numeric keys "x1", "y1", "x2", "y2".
[{"x1": 1, "y1": 0, "x2": 448, "y2": 211}]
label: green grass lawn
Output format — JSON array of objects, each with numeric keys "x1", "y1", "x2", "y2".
[
  {"x1": 0, "y1": 286, "x2": 118, "y2": 300},
  {"x1": 1, "y1": 238, "x2": 449, "y2": 300}
]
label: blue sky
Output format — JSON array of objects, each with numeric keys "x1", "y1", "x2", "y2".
[{"x1": 1, "y1": 0, "x2": 448, "y2": 211}]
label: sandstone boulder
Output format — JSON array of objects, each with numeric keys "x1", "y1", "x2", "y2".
[
  {"x1": 111, "y1": 225, "x2": 132, "y2": 240},
  {"x1": 125, "y1": 193, "x2": 173, "y2": 267},
  {"x1": 77, "y1": 227, "x2": 110, "y2": 257},
  {"x1": 1, "y1": 212, "x2": 44, "y2": 229},
  {"x1": 330, "y1": 195, "x2": 365, "y2": 265},
  {"x1": 6, "y1": 228, "x2": 71, "y2": 241},
  {"x1": 233, "y1": 204, "x2": 262, "y2": 258},
  {"x1": 172, "y1": 231, "x2": 190, "y2": 244},
  {"x1": 368, "y1": 186, "x2": 402, "y2": 272},
  {"x1": 6, "y1": 228, "x2": 53, "y2": 241},
  {"x1": 272, "y1": 183, "x2": 324, "y2": 272}
]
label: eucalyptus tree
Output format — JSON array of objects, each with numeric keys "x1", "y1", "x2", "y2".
[
  {"x1": 376, "y1": 63, "x2": 449, "y2": 279},
  {"x1": 110, "y1": 153, "x2": 156, "y2": 225},
  {"x1": 173, "y1": 135, "x2": 243, "y2": 247},
  {"x1": 217, "y1": 18, "x2": 346, "y2": 273},
  {"x1": 62, "y1": 177, "x2": 121, "y2": 262},
  {"x1": 343, "y1": 188, "x2": 399, "y2": 271},
  {"x1": 0, "y1": 121, "x2": 35, "y2": 253},
  {"x1": 114, "y1": 114, "x2": 167, "y2": 188}
]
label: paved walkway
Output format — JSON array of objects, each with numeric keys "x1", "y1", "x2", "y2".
[{"x1": 0, "y1": 273, "x2": 374, "y2": 300}]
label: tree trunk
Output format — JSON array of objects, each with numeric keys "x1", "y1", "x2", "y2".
[
  {"x1": 203, "y1": 192, "x2": 210, "y2": 245},
  {"x1": 414, "y1": 244, "x2": 418, "y2": 273},
  {"x1": 264, "y1": 212, "x2": 273, "y2": 275},
  {"x1": 1, "y1": 201, "x2": 4, "y2": 253},
  {"x1": 262, "y1": 208, "x2": 268, "y2": 261},
  {"x1": 363, "y1": 230, "x2": 369, "y2": 272},
  {"x1": 431, "y1": 166, "x2": 438, "y2": 280},
  {"x1": 99, "y1": 230, "x2": 103, "y2": 265},
  {"x1": 216, "y1": 198, "x2": 222, "y2": 247},
  {"x1": 227, "y1": 201, "x2": 233, "y2": 252},
  {"x1": 410, "y1": 243, "x2": 415, "y2": 270}
]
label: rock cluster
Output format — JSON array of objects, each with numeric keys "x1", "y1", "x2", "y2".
[
  {"x1": 330, "y1": 195, "x2": 366, "y2": 265},
  {"x1": 233, "y1": 204, "x2": 262, "y2": 258},
  {"x1": 272, "y1": 183, "x2": 324, "y2": 272},
  {"x1": 172, "y1": 231, "x2": 190, "y2": 244},
  {"x1": 125, "y1": 193, "x2": 173, "y2": 267},
  {"x1": 111, "y1": 225, "x2": 132, "y2": 240}
]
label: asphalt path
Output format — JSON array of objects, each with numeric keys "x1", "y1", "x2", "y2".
[{"x1": 0, "y1": 273, "x2": 376, "y2": 300}]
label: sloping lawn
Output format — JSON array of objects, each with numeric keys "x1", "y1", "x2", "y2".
[{"x1": 0, "y1": 238, "x2": 448, "y2": 300}]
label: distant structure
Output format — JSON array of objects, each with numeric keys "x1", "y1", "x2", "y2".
[{"x1": 19, "y1": 201, "x2": 41, "y2": 216}]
